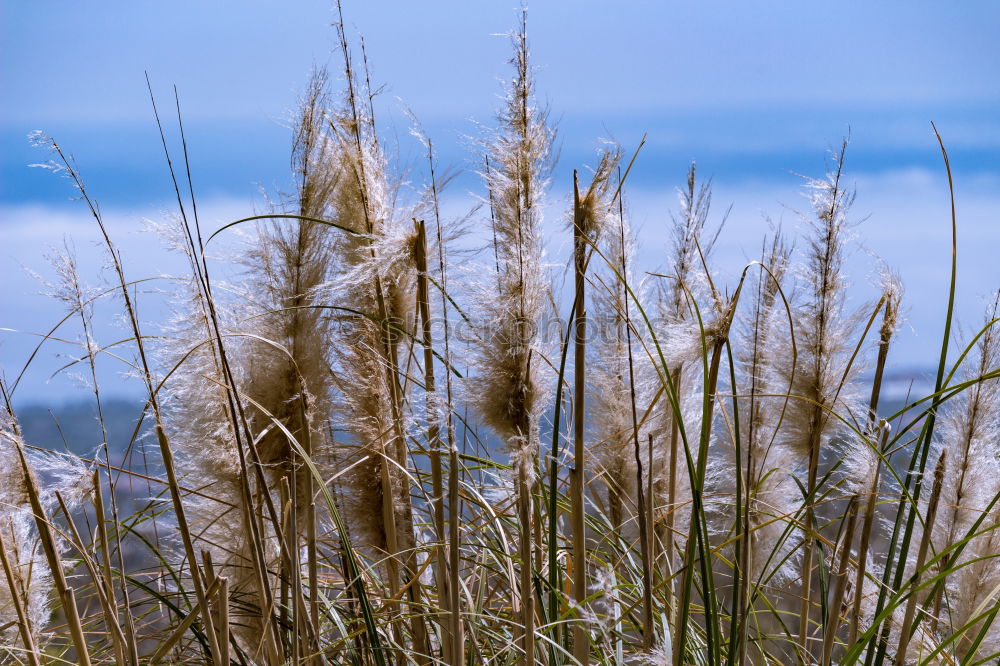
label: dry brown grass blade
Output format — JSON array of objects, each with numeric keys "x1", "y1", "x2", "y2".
[
  {"x1": 149, "y1": 576, "x2": 223, "y2": 665},
  {"x1": 90, "y1": 474, "x2": 132, "y2": 664},
  {"x1": 848, "y1": 424, "x2": 892, "y2": 647},
  {"x1": 51, "y1": 490, "x2": 126, "y2": 665},
  {"x1": 0, "y1": 520, "x2": 42, "y2": 666},
  {"x1": 822, "y1": 494, "x2": 860, "y2": 666},
  {"x1": 414, "y1": 217, "x2": 453, "y2": 664},
  {"x1": 5, "y1": 416, "x2": 92, "y2": 665},
  {"x1": 425, "y1": 131, "x2": 465, "y2": 662}
]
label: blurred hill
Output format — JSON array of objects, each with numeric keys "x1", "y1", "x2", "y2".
[
  {"x1": 16, "y1": 398, "x2": 151, "y2": 459},
  {"x1": 12, "y1": 365, "x2": 934, "y2": 461}
]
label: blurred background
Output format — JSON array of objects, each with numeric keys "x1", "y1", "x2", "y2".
[{"x1": 2, "y1": 1, "x2": 998, "y2": 449}]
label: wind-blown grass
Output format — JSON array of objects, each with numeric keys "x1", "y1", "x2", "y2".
[{"x1": 2, "y1": 10, "x2": 999, "y2": 666}]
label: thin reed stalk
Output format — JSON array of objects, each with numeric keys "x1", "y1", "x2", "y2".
[
  {"x1": 3, "y1": 394, "x2": 91, "y2": 665},
  {"x1": 571, "y1": 170, "x2": 589, "y2": 664},
  {"x1": 823, "y1": 495, "x2": 860, "y2": 666},
  {"x1": 0, "y1": 520, "x2": 42, "y2": 666},
  {"x1": 895, "y1": 451, "x2": 946, "y2": 665}
]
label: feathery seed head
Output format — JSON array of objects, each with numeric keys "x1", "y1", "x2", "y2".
[
  {"x1": 1, "y1": 406, "x2": 91, "y2": 652},
  {"x1": 878, "y1": 267, "x2": 904, "y2": 342},
  {"x1": 468, "y1": 18, "x2": 553, "y2": 458},
  {"x1": 574, "y1": 146, "x2": 623, "y2": 241}
]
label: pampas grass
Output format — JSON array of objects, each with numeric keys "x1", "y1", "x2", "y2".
[
  {"x1": 4, "y1": 12, "x2": 1000, "y2": 666},
  {"x1": 467, "y1": 14, "x2": 553, "y2": 664},
  {"x1": 1, "y1": 385, "x2": 92, "y2": 665}
]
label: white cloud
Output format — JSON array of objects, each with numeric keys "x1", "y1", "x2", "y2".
[
  {"x1": 3, "y1": 172, "x2": 998, "y2": 405},
  {"x1": 0, "y1": 197, "x2": 252, "y2": 404},
  {"x1": 620, "y1": 167, "x2": 1000, "y2": 372}
]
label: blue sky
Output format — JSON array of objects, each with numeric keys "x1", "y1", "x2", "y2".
[{"x1": 2, "y1": 2, "x2": 999, "y2": 404}]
